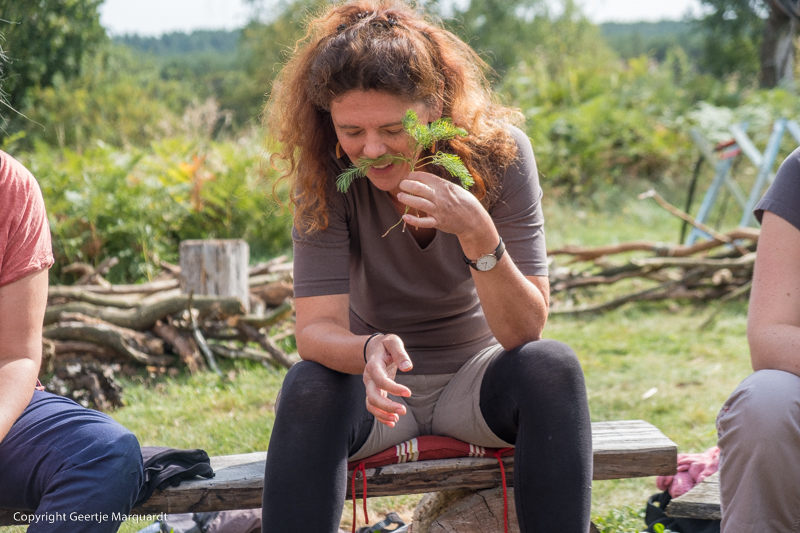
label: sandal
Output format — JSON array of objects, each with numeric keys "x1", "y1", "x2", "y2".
[{"x1": 355, "y1": 512, "x2": 407, "y2": 533}]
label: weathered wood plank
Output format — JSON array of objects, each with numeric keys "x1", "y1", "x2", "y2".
[
  {"x1": 665, "y1": 471, "x2": 721, "y2": 520},
  {"x1": 0, "y1": 420, "x2": 676, "y2": 525}
]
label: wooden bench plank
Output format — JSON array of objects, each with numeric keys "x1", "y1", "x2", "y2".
[
  {"x1": 0, "y1": 419, "x2": 676, "y2": 525},
  {"x1": 665, "y1": 471, "x2": 721, "y2": 520}
]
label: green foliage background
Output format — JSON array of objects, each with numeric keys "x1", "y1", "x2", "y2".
[{"x1": 0, "y1": 0, "x2": 798, "y2": 282}]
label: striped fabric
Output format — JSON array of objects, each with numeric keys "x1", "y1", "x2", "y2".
[{"x1": 348, "y1": 435, "x2": 512, "y2": 471}]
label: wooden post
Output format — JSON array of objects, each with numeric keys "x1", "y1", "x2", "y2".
[{"x1": 180, "y1": 239, "x2": 250, "y2": 313}]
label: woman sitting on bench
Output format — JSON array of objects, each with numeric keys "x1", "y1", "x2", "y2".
[
  {"x1": 260, "y1": 1, "x2": 591, "y2": 531},
  {"x1": 717, "y1": 147, "x2": 800, "y2": 532},
  {"x1": 0, "y1": 151, "x2": 143, "y2": 532}
]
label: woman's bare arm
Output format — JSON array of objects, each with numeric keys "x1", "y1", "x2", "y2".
[
  {"x1": 747, "y1": 211, "x2": 800, "y2": 376},
  {"x1": 294, "y1": 294, "x2": 412, "y2": 427},
  {"x1": 0, "y1": 269, "x2": 49, "y2": 444},
  {"x1": 398, "y1": 172, "x2": 549, "y2": 350}
]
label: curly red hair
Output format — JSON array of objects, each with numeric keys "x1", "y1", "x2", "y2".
[{"x1": 266, "y1": 0, "x2": 523, "y2": 233}]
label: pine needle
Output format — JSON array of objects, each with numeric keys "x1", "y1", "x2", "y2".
[{"x1": 432, "y1": 152, "x2": 474, "y2": 189}]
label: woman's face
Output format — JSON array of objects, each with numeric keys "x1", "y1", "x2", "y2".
[{"x1": 330, "y1": 90, "x2": 440, "y2": 197}]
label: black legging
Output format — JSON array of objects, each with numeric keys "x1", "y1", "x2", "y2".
[{"x1": 261, "y1": 339, "x2": 591, "y2": 532}]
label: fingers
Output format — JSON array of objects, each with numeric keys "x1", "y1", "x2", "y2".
[
  {"x1": 363, "y1": 333, "x2": 413, "y2": 427},
  {"x1": 364, "y1": 381, "x2": 406, "y2": 426},
  {"x1": 382, "y1": 335, "x2": 413, "y2": 372}
]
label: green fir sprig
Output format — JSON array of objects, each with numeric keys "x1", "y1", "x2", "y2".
[{"x1": 335, "y1": 110, "x2": 473, "y2": 193}]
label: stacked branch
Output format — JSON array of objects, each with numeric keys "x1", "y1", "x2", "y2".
[
  {"x1": 43, "y1": 255, "x2": 299, "y2": 410},
  {"x1": 547, "y1": 190, "x2": 760, "y2": 316}
]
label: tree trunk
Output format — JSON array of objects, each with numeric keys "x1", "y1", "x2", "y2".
[
  {"x1": 760, "y1": 0, "x2": 798, "y2": 88},
  {"x1": 180, "y1": 239, "x2": 250, "y2": 313},
  {"x1": 412, "y1": 488, "x2": 599, "y2": 533}
]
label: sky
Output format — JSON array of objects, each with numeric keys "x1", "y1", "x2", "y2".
[{"x1": 100, "y1": 0, "x2": 706, "y2": 37}]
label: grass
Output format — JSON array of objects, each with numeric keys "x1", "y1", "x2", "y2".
[{"x1": 2, "y1": 183, "x2": 754, "y2": 532}]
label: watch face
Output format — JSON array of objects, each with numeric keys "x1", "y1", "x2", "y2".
[{"x1": 476, "y1": 255, "x2": 497, "y2": 271}]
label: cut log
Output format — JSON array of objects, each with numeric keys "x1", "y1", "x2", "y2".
[
  {"x1": 250, "y1": 282, "x2": 294, "y2": 307},
  {"x1": 43, "y1": 321, "x2": 173, "y2": 366},
  {"x1": 414, "y1": 487, "x2": 519, "y2": 533},
  {"x1": 235, "y1": 321, "x2": 295, "y2": 369},
  {"x1": 57, "y1": 278, "x2": 180, "y2": 295},
  {"x1": 48, "y1": 287, "x2": 143, "y2": 308},
  {"x1": 153, "y1": 320, "x2": 205, "y2": 373},
  {"x1": 44, "y1": 295, "x2": 245, "y2": 330},
  {"x1": 180, "y1": 239, "x2": 250, "y2": 313},
  {"x1": 52, "y1": 340, "x2": 121, "y2": 360}
]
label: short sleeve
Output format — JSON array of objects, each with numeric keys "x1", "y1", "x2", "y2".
[
  {"x1": 754, "y1": 147, "x2": 800, "y2": 232},
  {"x1": 0, "y1": 152, "x2": 54, "y2": 287},
  {"x1": 489, "y1": 126, "x2": 548, "y2": 277},
  {"x1": 291, "y1": 188, "x2": 352, "y2": 298}
]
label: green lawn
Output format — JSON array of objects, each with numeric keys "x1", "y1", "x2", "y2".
[{"x1": 2, "y1": 187, "x2": 754, "y2": 532}]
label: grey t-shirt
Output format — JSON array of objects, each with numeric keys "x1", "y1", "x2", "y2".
[
  {"x1": 292, "y1": 126, "x2": 548, "y2": 374},
  {"x1": 755, "y1": 147, "x2": 800, "y2": 231}
]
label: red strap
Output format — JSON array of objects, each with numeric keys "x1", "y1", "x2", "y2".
[
  {"x1": 351, "y1": 463, "x2": 369, "y2": 533},
  {"x1": 495, "y1": 448, "x2": 513, "y2": 533}
]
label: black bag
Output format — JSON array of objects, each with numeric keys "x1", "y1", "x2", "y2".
[{"x1": 643, "y1": 491, "x2": 720, "y2": 533}]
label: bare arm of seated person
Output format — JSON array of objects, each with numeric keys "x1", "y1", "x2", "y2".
[
  {"x1": 0, "y1": 269, "x2": 49, "y2": 444},
  {"x1": 398, "y1": 172, "x2": 550, "y2": 349},
  {"x1": 748, "y1": 211, "x2": 800, "y2": 376},
  {"x1": 295, "y1": 294, "x2": 412, "y2": 428}
]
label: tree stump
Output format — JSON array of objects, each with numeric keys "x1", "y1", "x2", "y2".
[
  {"x1": 412, "y1": 488, "x2": 600, "y2": 533},
  {"x1": 413, "y1": 488, "x2": 519, "y2": 533},
  {"x1": 179, "y1": 240, "x2": 250, "y2": 313}
]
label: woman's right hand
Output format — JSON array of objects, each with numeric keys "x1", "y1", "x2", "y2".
[{"x1": 363, "y1": 334, "x2": 414, "y2": 427}]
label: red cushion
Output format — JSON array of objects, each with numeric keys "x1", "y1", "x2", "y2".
[{"x1": 348, "y1": 435, "x2": 513, "y2": 470}]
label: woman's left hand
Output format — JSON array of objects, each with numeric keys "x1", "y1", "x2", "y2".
[{"x1": 395, "y1": 171, "x2": 491, "y2": 240}]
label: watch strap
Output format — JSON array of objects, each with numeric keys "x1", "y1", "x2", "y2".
[{"x1": 463, "y1": 238, "x2": 505, "y2": 271}]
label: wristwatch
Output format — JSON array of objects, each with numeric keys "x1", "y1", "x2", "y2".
[{"x1": 463, "y1": 238, "x2": 505, "y2": 272}]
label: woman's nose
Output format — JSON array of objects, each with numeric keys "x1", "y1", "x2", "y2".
[{"x1": 362, "y1": 134, "x2": 387, "y2": 159}]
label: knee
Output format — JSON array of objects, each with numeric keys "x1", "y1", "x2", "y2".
[
  {"x1": 508, "y1": 339, "x2": 584, "y2": 384},
  {"x1": 70, "y1": 422, "x2": 143, "y2": 502},
  {"x1": 718, "y1": 370, "x2": 800, "y2": 446},
  {"x1": 279, "y1": 360, "x2": 362, "y2": 416}
]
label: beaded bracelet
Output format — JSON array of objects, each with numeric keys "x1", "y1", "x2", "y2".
[{"x1": 363, "y1": 333, "x2": 381, "y2": 364}]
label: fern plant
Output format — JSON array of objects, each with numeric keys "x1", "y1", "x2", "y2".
[{"x1": 336, "y1": 110, "x2": 473, "y2": 235}]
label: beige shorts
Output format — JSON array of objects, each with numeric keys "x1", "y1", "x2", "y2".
[{"x1": 349, "y1": 344, "x2": 514, "y2": 462}]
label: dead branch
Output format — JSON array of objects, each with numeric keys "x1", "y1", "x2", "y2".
[
  {"x1": 75, "y1": 257, "x2": 119, "y2": 286},
  {"x1": 250, "y1": 282, "x2": 294, "y2": 307},
  {"x1": 43, "y1": 321, "x2": 173, "y2": 366},
  {"x1": 699, "y1": 281, "x2": 754, "y2": 330},
  {"x1": 631, "y1": 253, "x2": 756, "y2": 269},
  {"x1": 44, "y1": 295, "x2": 245, "y2": 329},
  {"x1": 547, "y1": 228, "x2": 759, "y2": 263},
  {"x1": 208, "y1": 343, "x2": 280, "y2": 368},
  {"x1": 239, "y1": 300, "x2": 294, "y2": 329},
  {"x1": 638, "y1": 190, "x2": 749, "y2": 255},
  {"x1": 248, "y1": 255, "x2": 289, "y2": 276},
  {"x1": 235, "y1": 321, "x2": 295, "y2": 369},
  {"x1": 152, "y1": 320, "x2": 205, "y2": 374},
  {"x1": 48, "y1": 287, "x2": 144, "y2": 308},
  {"x1": 188, "y1": 292, "x2": 223, "y2": 377},
  {"x1": 550, "y1": 269, "x2": 706, "y2": 316},
  {"x1": 65, "y1": 278, "x2": 180, "y2": 295}
]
